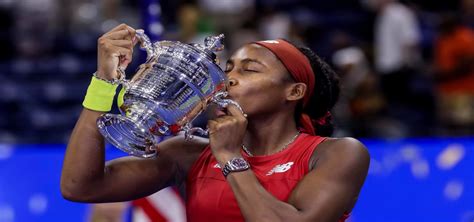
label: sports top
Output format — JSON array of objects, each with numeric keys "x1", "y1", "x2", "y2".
[{"x1": 186, "y1": 133, "x2": 349, "y2": 221}]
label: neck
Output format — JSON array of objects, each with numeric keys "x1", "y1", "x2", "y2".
[{"x1": 243, "y1": 109, "x2": 300, "y2": 156}]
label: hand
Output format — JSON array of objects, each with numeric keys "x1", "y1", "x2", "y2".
[
  {"x1": 208, "y1": 104, "x2": 248, "y2": 165},
  {"x1": 97, "y1": 24, "x2": 137, "y2": 80}
]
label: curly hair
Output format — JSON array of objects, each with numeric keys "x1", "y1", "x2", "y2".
[{"x1": 287, "y1": 42, "x2": 341, "y2": 136}]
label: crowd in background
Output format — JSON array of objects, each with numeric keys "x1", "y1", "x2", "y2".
[{"x1": 0, "y1": 0, "x2": 473, "y2": 143}]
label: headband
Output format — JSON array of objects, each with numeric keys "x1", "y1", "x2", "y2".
[
  {"x1": 254, "y1": 39, "x2": 318, "y2": 135},
  {"x1": 254, "y1": 39, "x2": 315, "y2": 106}
]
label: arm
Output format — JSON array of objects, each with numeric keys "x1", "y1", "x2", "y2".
[
  {"x1": 208, "y1": 106, "x2": 370, "y2": 222},
  {"x1": 60, "y1": 24, "x2": 205, "y2": 203},
  {"x1": 61, "y1": 108, "x2": 177, "y2": 203},
  {"x1": 224, "y1": 138, "x2": 370, "y2": 222}
]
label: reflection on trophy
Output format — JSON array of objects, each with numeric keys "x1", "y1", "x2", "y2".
[{"x1": 97, "y1": 30, "x2": 243, "y2": 158}]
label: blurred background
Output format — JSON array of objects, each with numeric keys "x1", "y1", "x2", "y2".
[{"x1": 0, "y1": 0, "x2": 472, "y2": 221}]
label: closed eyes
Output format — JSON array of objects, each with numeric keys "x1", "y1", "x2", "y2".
[
  {"x1": 225, "y1": 58, "x2": 264, "y2": 73},
  {"x1": 244, "y1": 69, "x2": 259, "y2": 73}
]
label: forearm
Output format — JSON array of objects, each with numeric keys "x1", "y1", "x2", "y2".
[
  {"x1": 226, "y1": 170, "x2": 303, "y2": 222},
  {"x1": 61, "y1": 108, "x2": 107, "y2": 199}
]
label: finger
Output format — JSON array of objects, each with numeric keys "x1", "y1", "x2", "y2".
[
  {"x1": 119, "y1": 48, "x2": 134, "y2": 67},
  {"x1": 118, "y1": 26, "x2": 136, "y2": 41},
  {"x1": 107, "y1": 23, "x2": 134, "y2": 34},
  {"x1": 207, "y1": 120, "x2": 218, "y2": 132},
  {"x1": 227, "y1": 104, "x2": 246, "y2": 119},
  {"x1": 105, "y1": 45, "x2": 133, "y2": 59},
  {"x1": 123, "y1": 26, "x2": 136, "y2": 39},
  {"x1": 132, "y1": 35, "x2": 139, "y2": 46},
  {"x1": 119, "y1": 56, "x2": 132, "y2": 68},
  {"x1": 103, "y1": 29, "x2": 133, "y2": 40},
  {"x1": 214, "y1": 115, "x2": 236, "y2": 123},
  {"x1": 105, "y1": 39, "x2": 134, "y2": 48},
  {"x1": 110, "y1": 45, "x2": 132, "y2": 56},
  {"x1": 98, "y1": 38, "x2": 133, "y2": 59}
]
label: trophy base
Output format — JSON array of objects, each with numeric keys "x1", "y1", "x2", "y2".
[{"x1": 97, "y1": 114, "x2": 157, "y2": 158}]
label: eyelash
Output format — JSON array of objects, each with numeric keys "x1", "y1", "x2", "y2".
[{"x1": 224, "y1": 67, "x2": 258, "y2": 73}]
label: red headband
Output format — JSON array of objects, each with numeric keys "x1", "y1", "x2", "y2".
[
  {"x1": 254, "y1": 39, "x2": 315, "y2": 106},
  {"x1": 254, "y1": 39, "x2": 317, "y2": 135}
]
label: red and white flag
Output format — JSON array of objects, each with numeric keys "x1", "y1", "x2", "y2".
[{"x1": 132, "y1": 187, "x2": 186, "y2": 222}]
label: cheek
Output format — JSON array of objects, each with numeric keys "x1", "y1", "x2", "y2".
[
  {"x1": 232, "y1": 78, "x2": 286, "y2": 109},
  {"x1": 236, "y1": 77, "x2": 281, "y2": 96}
]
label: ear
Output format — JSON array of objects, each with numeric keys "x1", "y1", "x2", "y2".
[{"x1": 285, "y1": 83, "x2": 307, "y2": 102}]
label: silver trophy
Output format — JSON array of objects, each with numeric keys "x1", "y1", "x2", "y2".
[{"x1": 97, "y1": 30, "x2": 243, "y2": 158}]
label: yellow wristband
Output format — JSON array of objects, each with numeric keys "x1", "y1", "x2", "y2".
[
  {"x1": 117, "y1": 86, "x2": 125, "y2": 108},
  {"x1": 82, "y1": 76, "x2": 118, "y2": 112}
]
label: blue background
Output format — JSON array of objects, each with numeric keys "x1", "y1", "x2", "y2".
[{"x1": 0, "y1": 138, "x2": 473, "y2": 222}]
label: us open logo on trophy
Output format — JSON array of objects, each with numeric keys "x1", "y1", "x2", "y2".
[{"x1": 97, "y1": 30, "x2": 243, "y2": 158}]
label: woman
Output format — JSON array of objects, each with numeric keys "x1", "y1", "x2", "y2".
[{"x1": 61, "y1": 24, "x2": 370, "y2": 222}]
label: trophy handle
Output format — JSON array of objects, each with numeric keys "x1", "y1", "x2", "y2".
[
  {"x1": 135, "y1": 29, "x2": 157, "y2": 60},
  {"x1": 113, "y1": 29, "x2": 150, "y2": 88},
  {"x1": 183, "y1": 124, "x2": 208, "y2": 140},
  {"x1": 204, "y1": 34, "x2": 225, "y2": 52},
  {"x1": 183, "y1": 91, "x2": 246, "y2": 141},
  {"x1": 116, "y1": 66, "x2": 130, "y2": 88},
  {"x1": 210, "y1": 91, "x2": 245, "y2": 115}
]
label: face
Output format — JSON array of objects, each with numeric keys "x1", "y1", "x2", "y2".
[{"x1": 223, "y1": 44, "x2": 294, "y2": 117}]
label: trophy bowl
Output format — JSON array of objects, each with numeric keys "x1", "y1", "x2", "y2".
[{"x1": 97, "y1": 30, "x2": 243, "y2": 158}]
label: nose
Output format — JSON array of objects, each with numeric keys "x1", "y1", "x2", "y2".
[{"x1": 228, "y1": 77, "x2": 237, "y2": 87}]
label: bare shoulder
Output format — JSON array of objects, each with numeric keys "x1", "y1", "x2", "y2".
[
  {"x1": 288, "y1": 137, "x2": 370, "y2": 217},
  {"x1": 320, "y1": 137, "x2": 369, "y2": 156},
  {"x1": 312, "y1": 137, "x2": 370, "y2": 170}
]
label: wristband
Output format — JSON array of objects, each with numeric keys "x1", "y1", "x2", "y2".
[
  {"x1": 117, "y1": 86, "x2": 125, "y2": 108},
  {"x1": 82, "y1": 76, "x2": 118, "y2": 112}
]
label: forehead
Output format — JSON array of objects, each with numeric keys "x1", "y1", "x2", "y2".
[{"x1": 229, "y1": 44, "x2": 281, "y2": 65}]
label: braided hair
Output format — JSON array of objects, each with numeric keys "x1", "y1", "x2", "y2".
[{"x1": 289, "y1": 43, "x2": 341, "y2": 136}]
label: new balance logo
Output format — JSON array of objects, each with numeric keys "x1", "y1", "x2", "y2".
[
  {"x1": 213, "y1": 163, "x2": 221, "y2": 169},
  {"x1": 266, "y1": 162, "x2": 294, "y2": 176}
]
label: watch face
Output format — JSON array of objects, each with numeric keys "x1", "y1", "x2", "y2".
[
  {"x1": 223, "y1": 157, "x2": 250, "y2": 177},
  {"x1": 229, "y1": 158, "x2": 249, "y2": 170}
]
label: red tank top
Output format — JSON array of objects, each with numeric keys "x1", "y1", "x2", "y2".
[{"x1": 186, "y1": 133, "x2": 350, "y2": 222}]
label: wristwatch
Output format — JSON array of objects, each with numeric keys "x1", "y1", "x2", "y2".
[{"x1": 222, "y1": 157, "x2": 250, "y2": 177}]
